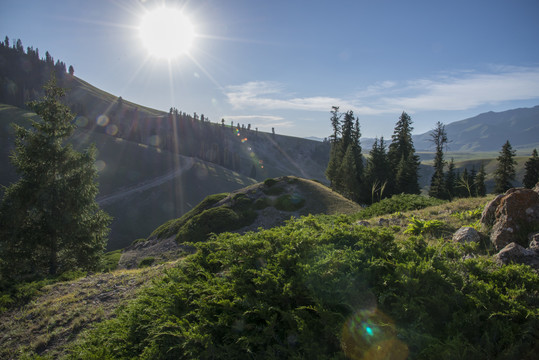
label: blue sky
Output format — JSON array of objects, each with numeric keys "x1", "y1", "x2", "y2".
[{"x1": 2, "y1": 0, "x2": 539, "y2": 139}]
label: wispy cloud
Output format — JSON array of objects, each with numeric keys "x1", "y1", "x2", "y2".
[
  {"x1": 225, "y1": 67, "x2": 539, "y2": 116},
  {"x1": 225, "y1": 81, "x2": 357, "y2": 112}
]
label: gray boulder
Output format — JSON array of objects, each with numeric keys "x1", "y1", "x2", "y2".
[
  {"x1": 494, "y1": 242, "x2": 539, "y2": 271},
  {"x1": 452, "y1": 227, "x2": 481, "y2": 244}
]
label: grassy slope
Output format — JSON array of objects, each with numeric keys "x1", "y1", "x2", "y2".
[{"x1": 0, "y1": 263, "x2": 174, "y2": 359}]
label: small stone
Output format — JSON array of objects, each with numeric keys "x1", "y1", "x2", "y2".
[{"x1": 452, "y1": 227, "x2": 481, "y2": 244}]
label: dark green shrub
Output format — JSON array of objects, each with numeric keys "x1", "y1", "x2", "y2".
[
  {"x1": 254, "y1": 197, "x2": 270, "y2": 210},
  {"x1": 100, "y1": 250, "x2": 122, "y2": 272},
  {"x1": 138, "y1": 257, "x2": 155, "y2": 268},
  {"x1": 357, "y1": 194, "x2": 446, "y2": 219},
  {"x1": 176, "y1": 206, "x2": 257, "y2": 243},
  {"x1": 150, "y1": 193, "x2": 229, "y2": 239},
  {"x1": 263, "y1": 185, "x2": 285, "y2": 196},
  {"x1": 232, "y1": 193, "x2": 253, "y2": 210},
  {"x1": 274, "y1": 194, "x2": 305, "y2": 211},
  {"x1": 264, "y1": 178, "x2": 278, "y2": 187}
]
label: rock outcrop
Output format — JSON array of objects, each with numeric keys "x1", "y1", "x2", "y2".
[
  {"x1": 480, "y1": 188, "x2": 539, "y2": 250},
  {"x1": 452, "y1": 227, "x2": 481, "y2": 244}
]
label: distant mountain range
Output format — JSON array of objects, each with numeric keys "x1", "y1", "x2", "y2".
[{"x1": 412, "y1": 106, "x2": 539, "y2": 152}]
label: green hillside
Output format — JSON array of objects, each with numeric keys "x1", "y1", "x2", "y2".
[{"x1": 1, "y1": 194, "x2": 537, "y2": 359}]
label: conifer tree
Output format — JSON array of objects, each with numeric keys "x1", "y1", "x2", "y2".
[
  {"x1": 366, "y1": 137, "x2": 390, "y2": 203},
  {"x1": 474, "y1": 163, "x2": 487, "y2": 196},
  {"x1": 444, "y1": 158, "x2": 456, "y2": 200},
  {"x1": 387, "y1": 112, "x2": 420, "y2": 195},
  {"x1": 325, "y1": 107, "x2": 343, "y2": 189},
  {"x1": 494, "y1": 140, "x2": 517, "y2": 193},
  {"x1": 522, "y1": 149, "x2": 539, "y2": 189},
  {"x1": 326, "y1": 108, "x2": 365, "y2": 202},
  {"x1": 457, "y1": 168, "x2": 472, "y2": 197},
  {"x1": 428, "y1": 122, "x2": 448, "y2": 199},
  {"x1": 0, "y1": 78, "x2": 111, "y2": 280}
]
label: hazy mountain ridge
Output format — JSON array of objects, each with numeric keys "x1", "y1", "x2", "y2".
[{"x1": 412, "y1": 106, "x2": 539, "y2": 151}]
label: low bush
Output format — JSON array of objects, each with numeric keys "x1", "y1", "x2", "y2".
[
  {"x1": 274, "y1": 193, "x2": 305, "y2": 211},
  {"x1": 404, "y1": 216, "x2": 447, "y2": 236},
  {"x1": 264, "y1": 178, "x2": 278, "y2": 187},
  {"x1": 150, "y1": 193, "x2": 229, "y2": 239},
  {"x1": 138, "y1": 257, "x2": 155, "y2": 268},
  {"x1": 176, "y1": 206, "x2": 256, "y2": 243},
  {"x1": 356, "y1": 194, "x2": 447, "y2": 219},
  {"x1": 100, "y1": 250, "x2": 122, "y2": 272},
  {"x1": 70, "y1": 215, "x2": 538, "y2": 359}
]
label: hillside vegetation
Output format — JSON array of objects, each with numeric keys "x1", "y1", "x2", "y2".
[{"x1": 2, "y1": 193, "x2": 537, "y2": 359}]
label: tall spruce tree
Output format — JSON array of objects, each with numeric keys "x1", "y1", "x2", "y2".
[
  {"x1": 366, "y1": 137, "x2": 390, "y2": 203},
  {"x1": 494, "y1": 140, "x2": 517, "y2": 193},
  {"x1": 325, "y1": 107, "x2": 343, "y2": 189},
  {"x1": 387, "y1": 112, "x2": 420, "y2": 195},
  {"x1": 0, "y1": 78, "x2": 111, "y2": 280},
  {"x1": 522, "y1": 149, "x2": 539, "y2": 189},
  {"x1": 474, "y1": 163, "x2": 487, "y2": 196},
  {"x1": 428, "y1": 122, "x2": 448, "y2": 199},
  {"x1": 326, "y1": 108, "x2": 365, "y2": 202},
  {"x1": 444, "y1": 158, "x2": 456, "y2": 200}
]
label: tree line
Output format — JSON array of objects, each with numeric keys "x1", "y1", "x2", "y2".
[
  {"x1": 326, "y1": 108, "x2": 420, "y2": 204},
  {"x1": 326, "y1": 108, "x2": 539, "y2": 204},
  {"x1": 0, "y1": 36, "x2": 72, "y2": 107}
]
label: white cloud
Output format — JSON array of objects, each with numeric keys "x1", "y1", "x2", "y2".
[
  {"x1": 224, "y1": 67, "x2": 539, "y2": 117},
  {"x1": 384, "y1": 68, "x2": 539, "y2": 111}
]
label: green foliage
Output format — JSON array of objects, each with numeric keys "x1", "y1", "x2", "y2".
[
  {"x1": 451, "y1": 207, "x2": 483, "y2": 222},
  {"x1": 326, "y1": 108, "x2": 365, "y2": 203},
  {"x1": 149, "y1": 193, "x2": 229, "y2": 239},
  {"x1": 0, "y1": 78, "x2": 110, "y2": 280},
  {"x1": 494, "y1": 140, "x2": 517, "y2": 193},
  {"x1": 274, "y1": 194, "x2": 306, "y2": 211},
  {"x1": 70, "y1": 215, "x2": 539, "y2": 359},
  {"x1": 253, "y1": 197, "x2": 270, "y2": 210},
  {"x1": 356, "y1": 194, "x2": 446, "y2": 219},
  {"x1": 429, "y1": 122, "x2": 449, "y2": 199},
  {"x1": 176, "y1": 206, "x2": 256, "y2": 243},
  {"x1": 262, "y1": 184, "x2": 286, "y2": 195},
  {"x1": 100, "y1": 250, "x2": 122, "y2": 272},
  {"x1": 403, "y1": 216, "x2": 447, "y2": 236},
  {"x1": 522, "y1": 148, "x2": 539, "y2": 188},
  {"x1": 387, "y1": 112, "x2": 421, "y2": 196},
  {"x1": 263, "y1": 178, "x2": 278, "y2": 187},
  {"x1": 138, "y1": 257, "x2": 155, "y2": 268},
  {"x1": 0, "y1": 270, "x2": 86, "y2": 314}
]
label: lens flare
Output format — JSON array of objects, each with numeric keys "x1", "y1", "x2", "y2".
[
  {"x1": 75, "y1": 116, "x2": 88, "y2": 127},
  {"x1": 149, "y1": 135, "x2": 161, "y2": 146},
  {"x1": 241, "y1": 137, "x2": 248, "y2": 143},
  {"x1": 95, "y1": 160, "x2": 106, "y2": 172},
  {"x1": 106, "y1": 124, "x2": 119, "y2": 136},
  {"x1": 342, "y1": 308, "x2": 408, "y2": 360},
  {"x1": 96, "y1": 114, "x2": 109, "y2": 127}
]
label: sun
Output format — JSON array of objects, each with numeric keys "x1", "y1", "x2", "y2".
[{"x1": 139, "y1": 7, "x2": 195, "y2": 59}]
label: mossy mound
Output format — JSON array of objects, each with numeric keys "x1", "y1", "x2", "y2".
[{"x1": 149, "y1": 176, "x2": 362, "y2": 244}]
